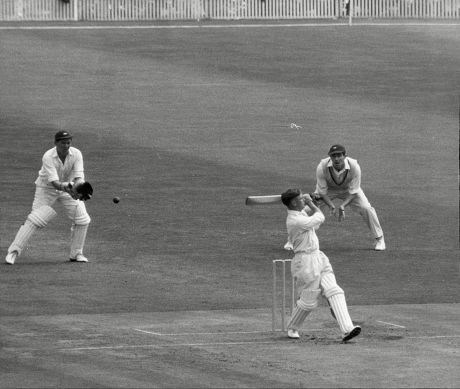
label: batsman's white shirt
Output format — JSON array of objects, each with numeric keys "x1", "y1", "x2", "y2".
[
  {"x1": 35, "y1": 146, "x2": 84, "y2": 189},
  {"x1": 287, "y1": 208, "x2": 332, "y2": 292},
  {"x1": 286, "y1": 208, "x2": 324, "y2": 253}
]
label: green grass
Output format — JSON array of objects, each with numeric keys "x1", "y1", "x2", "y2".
[{"x1": 0, "y1": 25, "x2": 458, "y2": 316}]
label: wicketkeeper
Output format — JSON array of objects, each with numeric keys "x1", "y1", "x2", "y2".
[
  {"x1": 5, "y1": 131, "x2": 93, "y2": 265},
  {"x1": 281, "y1": 188, "x2": 361, "y2": 342}
]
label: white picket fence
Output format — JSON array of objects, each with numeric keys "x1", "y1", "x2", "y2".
[{"x1": 1, "y1": 0, "x2": 459, "y2": 21}]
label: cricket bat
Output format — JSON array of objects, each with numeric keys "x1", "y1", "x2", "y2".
[{"x1": 245, "y1": 195, "x2": 282, "y2": 206}]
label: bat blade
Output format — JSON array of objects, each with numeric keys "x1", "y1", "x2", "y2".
[{"x1": 245, "y1": 195, "x2": 282, "y2": 206}]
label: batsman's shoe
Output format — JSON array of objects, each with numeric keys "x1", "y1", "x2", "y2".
[
  {"x1": 70, "y1": 254, "x2": 88, "y2": 263},
  {"x1": 374, "y1": 236, "x2": 386, "y2": 251},
  {"x1": 287, "y1": 329, "x2": 300, "y2": 339},
  {"x1": 284, "y1": 241, "x2": 294, "y2": 251},
  {"x1": 342, "y1": 325, "x2": 361, "y2": 342},
  {"x1": 5, "y1": 251, "x2": 18, "y2": 265}
]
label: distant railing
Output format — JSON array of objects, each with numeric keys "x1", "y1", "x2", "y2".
[{"x1": 1, "y1": 0, "x2": 459, "y2": 21}]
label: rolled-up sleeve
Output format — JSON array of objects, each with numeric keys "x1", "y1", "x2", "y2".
[
  {"x1": 42, "y1": 155, "x2": 59, "y2": 183},
  {"x1": 315, "y1": 163, "x2": 328, "y2": 195},
  {"x1": 348, "y1": 162, "x2": 361, "y2": 194},
  {"x1": 71, "y1": 150, "x2": 84, "y2": 180}
]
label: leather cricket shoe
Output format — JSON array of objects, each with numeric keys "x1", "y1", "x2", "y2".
[
  {"x1": 287, "y1": 329, "x2": 300, "y2": 339},
  {"x1": 375, "y1": 236, "x2": 386, "y2": 251},
  {"x1": 70, "y1": 254, "x2": 88, "y2": 263},
  {"x1": 342, "y1": 326, "x2": 361, "y2": 342},
  {"x1": 5, "y1": 251, "x2": 18, "y2": 265}
]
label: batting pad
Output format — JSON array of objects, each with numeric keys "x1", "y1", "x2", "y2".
[
  {"x1": 287, "y1": 306, "x2": 311, "y2": 331},
  {"x1": 321, "y1": 272, "x2": 344, "y2": 299},
  {"x1": 328, "y1": 293, "x2": 354, "y2": 334},
  {"x1": 27, "y1": 205, "x2": 57, "y2": 228},
  {"x1": 73, "y1": 202, "x2": 91, "y2": 225},
  {"x1": 8, "y1": 221, "x2": 37, "y2": 255},
  {"x1": 70, "y1": 224, "x2": 88, "y2": 258},
  {"x1": 297, "y1": 288, "x2": 321, "y2": 311}
]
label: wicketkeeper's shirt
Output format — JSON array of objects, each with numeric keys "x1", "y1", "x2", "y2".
[{"x1": 35, "y1": 146, "x2": 84, "y2": 189}]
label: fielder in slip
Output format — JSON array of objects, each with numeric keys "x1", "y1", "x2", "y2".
[
  {"x1": 315, "y1": 144, "x2": 385, "y2": 251},
  {"x1": 281, "y1": 188, "x2": 361, "y2": 342}
]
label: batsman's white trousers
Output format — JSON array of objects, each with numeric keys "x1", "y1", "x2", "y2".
[
  {"x1": 291, "y1": 250, "x2": 333, "y2": 296},
  {"x1": 289, "y1": 250, "x2": 355, "y2": 334},
  {"x1": 321, "y1": 190, "x2": 383, "y2": 238}
]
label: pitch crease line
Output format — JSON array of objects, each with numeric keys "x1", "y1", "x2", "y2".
[
  {"x1": 376, "y1": 320, "x2": 406, "y2": 328},
  {"x1": 134, "y1": 328, "x2": 321, "y2": 336},
  {"x1": 407, "y1": 335, "x2": 460, "y2": 339},
  {"x1": 65, "y1": 341, "x2": 278, "y2": 351},
  {"x1": 135, "y1": 329, "x2": 324, "y2": 336}
]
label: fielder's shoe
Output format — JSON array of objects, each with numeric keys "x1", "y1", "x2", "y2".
[
  {"x1": 70, "y1": 254, "x2": 88, "y2": 263},
  {"x1": 374, "y1": 236, "x2": 386, "y2": 251},
  {"x1": 284, "y1": 241, "x2": 293, "y2": 251},
  {"x1": 287, "y1": 329, "x2": 300, "y2": 339},
  {"x1": 5, "y1": 251, "x2": 18, "y2": 265},
  {"x1": 342, "y1": 325, "x2": 361, "y2": 342}
]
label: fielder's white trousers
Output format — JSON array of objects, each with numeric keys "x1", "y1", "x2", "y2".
[{"x1": 322, "y1": 190, "x2": 383, "y2": 239}]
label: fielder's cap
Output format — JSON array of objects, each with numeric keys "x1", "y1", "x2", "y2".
[
  {"x1": 55, "y1": 130, "x2": 73, "y2": 142},
  {"x1": 328, "y1": 144, "x2": 346, "y2": 155},
  {"x1": 281, "y1": 188, "x2": 302, "y2": 207}
]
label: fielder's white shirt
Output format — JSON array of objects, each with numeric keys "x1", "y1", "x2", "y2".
[
  {"x1": 315, "y1": 157, "x2": 362, "y2": 196},
  {"x1": 35, "y1": 146, "x2": 84, "y2": 189},
  {"x1": 286, "y1": 209, "x2": 325, "y2": 253}
]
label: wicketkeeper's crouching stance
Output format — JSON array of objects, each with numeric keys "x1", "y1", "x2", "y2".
[
  {"x1": 5, "y1": 131, "x2": 93, "y2": 265},
  {"x1": 281, "y1": 188, "x2": 361, "y2": 342}
]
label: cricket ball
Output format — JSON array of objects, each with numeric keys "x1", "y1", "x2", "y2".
[{"x1": 113, "y1": 196, "x2": 120, "y2": 204}]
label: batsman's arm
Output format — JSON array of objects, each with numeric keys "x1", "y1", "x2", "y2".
[{"x1": 303, "y1": 195, "x2": 322, "y2": 215}]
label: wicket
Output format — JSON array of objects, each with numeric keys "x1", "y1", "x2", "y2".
[{"x1": 272, "y1": 259, "x2": 296, "y2": 332}]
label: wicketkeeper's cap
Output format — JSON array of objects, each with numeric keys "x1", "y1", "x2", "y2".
[
  {"x1": 328, "y1": 144, "x2": 346, "y2": 155},
  {"x1": 281, "y1": 188, "x2": 302, "y2": 207},
  {"x1": 55, "y1": 130, "x2": 73, "y2": 142}
]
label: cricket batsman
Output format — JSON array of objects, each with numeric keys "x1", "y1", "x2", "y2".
[{"x1": 281, "y1": 188, "x2": 361, "y2": 342}]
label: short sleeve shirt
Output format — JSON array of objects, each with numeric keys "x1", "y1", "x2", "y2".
[{"x1": 34, "y1": 147, "x2": 84, "y2": 188}]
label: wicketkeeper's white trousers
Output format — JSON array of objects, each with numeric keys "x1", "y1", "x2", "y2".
[{"x1": 8, "y1": 185, "x2": 90, "y2": 258}]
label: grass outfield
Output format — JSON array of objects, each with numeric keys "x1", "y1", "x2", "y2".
[{"x1": 0, "y1": 23, "x2": 458, "y2": 387}]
